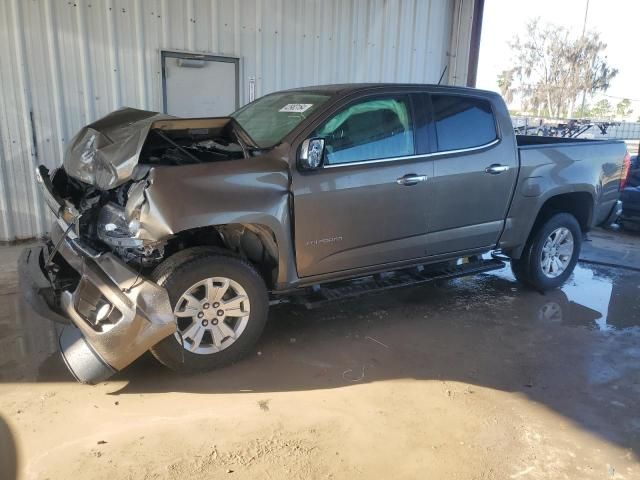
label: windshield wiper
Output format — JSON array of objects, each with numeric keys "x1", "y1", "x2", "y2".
[{"x1": 230, "y1": 118, "x2": 259, "y2": 151}]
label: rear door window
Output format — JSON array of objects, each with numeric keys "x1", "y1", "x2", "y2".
[
  {"x1": 315, "y1": 96, "x2": 414, "y2": 165},
  {"x1": 431, "y1": 95, "x2": 497, "y2": 152}
]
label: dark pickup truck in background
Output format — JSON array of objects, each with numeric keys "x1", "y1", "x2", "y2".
[
  {"x1": 620, "y1": 154, "x2": 640, "y2": 230},
  {"x1": 19, "y1": 84, "x2": 629, "y2": 383}
]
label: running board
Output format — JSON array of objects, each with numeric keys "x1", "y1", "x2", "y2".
[{"x1": 296, "y1": 258, "x2": 505, "y2": 309}]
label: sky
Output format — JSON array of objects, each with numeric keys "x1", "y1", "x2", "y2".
[{"x1": 476, "y1": 0, "x2": 640, "y2": 117}]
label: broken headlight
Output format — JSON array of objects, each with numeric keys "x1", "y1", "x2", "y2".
[{"x1": 97, "y1": 202, "x2": 143, "y2": 248}]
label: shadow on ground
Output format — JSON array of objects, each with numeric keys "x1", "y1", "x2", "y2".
[{"x1": 2, "y1": 261, "x2": 639, "y2": 458}]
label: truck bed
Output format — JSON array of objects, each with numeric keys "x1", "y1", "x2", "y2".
[
  {"x1": 516, "y1": 134, "x2": 620, "y2": 147},
  {"x1": 514, "y1": 135, "x2": 627, "y2": 227}
]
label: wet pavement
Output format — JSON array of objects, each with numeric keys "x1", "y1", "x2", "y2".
[{"x1": 0, "y1": 231, "x2": 639, "y2": 479}]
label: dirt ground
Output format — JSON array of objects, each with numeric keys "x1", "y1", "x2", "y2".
[{"x1": 1, "y1": 230, "x2": 639, "y2": 480}]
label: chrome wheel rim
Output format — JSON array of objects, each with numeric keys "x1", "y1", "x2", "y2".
[
  {"x1": 173, "y1": 277, "x2": 250, "y2": 355},
  {"x1": 540, "y1": 227, "x2": 574, "y2": 278}
]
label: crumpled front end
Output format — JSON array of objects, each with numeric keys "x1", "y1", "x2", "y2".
[
  {"x1": 19, "y1": 220, "x2": 175, "y2": 384},
  {"x1": 57, "y1": 108, "x2": 245, "y2": 266},
  {"x1": 19, "y1": 169, "x2": 176, "y2": 384},
  {"x1": 20, "y1": 108, "x2": 287, "y2": 383},
  {"x1": 63, "y1": 107, "x2": 241, "y2": 191},
  {"x1": 64, "y1": 108, "x2": 171, "y2": 190}
]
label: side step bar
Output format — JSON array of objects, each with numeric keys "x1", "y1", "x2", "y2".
[{"x1": 296, "y1": 258, "x2": 505, "y2": 309}]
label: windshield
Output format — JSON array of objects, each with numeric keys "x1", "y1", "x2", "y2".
[{"x1": 231, "y1": 92, "x2": 331, "y2": 148}]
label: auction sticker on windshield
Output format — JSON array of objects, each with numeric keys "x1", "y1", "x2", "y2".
[{"x1": 279, "y1": 104, "x2": 313, "y2": 113}]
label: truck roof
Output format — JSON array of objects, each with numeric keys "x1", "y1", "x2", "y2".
[{"x1": 280, "y1": 83, "x2": 501, "y2": 98}]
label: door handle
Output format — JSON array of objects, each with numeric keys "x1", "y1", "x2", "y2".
[
  {"x1": 485, "y1": 164, "x2": 510, "y2": 174},
  {"x1": 396, "y1": 174, "x2": 428, "y2": 186}
]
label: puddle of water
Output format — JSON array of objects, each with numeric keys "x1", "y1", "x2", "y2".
[
  {"x1": 558, "y1": 265, "x2": 614, "y2": 331},
  {"x1": 1, "y1": 258, "x2": 638, "y2": 383},
  {"x1": 491, "y1": 262, "x2": 638, "y2": 333}
]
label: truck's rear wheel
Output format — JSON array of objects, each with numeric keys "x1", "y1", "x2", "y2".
[
  {"x1": 510, "y1": 213, "x2": 582, "y2": 291},
  {"x1": 149, "y1": 249, "x2": 268, "y2": 373}
]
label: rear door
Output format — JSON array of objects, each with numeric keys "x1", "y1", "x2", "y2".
[
  {"x1": 422, "y1": 93, "x2": 518, "y2": 256},
  {"x1": 291, "y1": 93, "x2": 434, "y2": 278}
]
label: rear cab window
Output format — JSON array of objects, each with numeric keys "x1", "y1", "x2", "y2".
[
  {"x1": 430, "y1": 94, "x2": 498, "y2": 152},
  {"x1": 314, "y1": 95, "x2": 415, "y2": 165}
]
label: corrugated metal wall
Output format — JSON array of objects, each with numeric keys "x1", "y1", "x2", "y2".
[{"x1": 0, "y1": 0, "x2": 473, "y2": 241}]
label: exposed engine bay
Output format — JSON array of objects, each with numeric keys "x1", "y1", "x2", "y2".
[
  {"x1": 49, "y1": 167, "x2": 163, "y2": 266},
  {"x1": 52, "y1": 109, "x2": 256, "y2": 270},
  {"x1": 139, "y1": 121, "x2": 245, "y2": 166}
]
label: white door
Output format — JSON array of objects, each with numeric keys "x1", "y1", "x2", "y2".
[{"x1": 163, "y1": 53, "x2": 238, "y2": 117}]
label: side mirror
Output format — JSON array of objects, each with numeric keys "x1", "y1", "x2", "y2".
[{"x1": 298, "y1": 138, "x2": 325, "y2": 170}]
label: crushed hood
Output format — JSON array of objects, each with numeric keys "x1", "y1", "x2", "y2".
[{"x1": 64, "y1": 108, "x2": 173, "y2": 190}]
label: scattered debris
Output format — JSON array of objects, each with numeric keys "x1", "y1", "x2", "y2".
[
  {"x1": 39, "y1": 392, "x2": 56, "y2": 407},
  {"x1": 258, "y1": 399, "x2": 270, "y2": 412},
  {"x1": 510, "y1": 466, "x2": 534, "y2": 478},
  {"x1": 365, "y1": 336, "x2": 389, "y2": 349},
  {"x1": 342, "y1": 365, "x2": 366, "y2": 382}
]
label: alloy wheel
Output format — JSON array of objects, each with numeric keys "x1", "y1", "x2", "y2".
[
  {"x1": 540, "y1": 227, "x2": 574, "y2": 278},
  {"x1": 173, "y1": 277, "x2": 250, "y2": 354}
]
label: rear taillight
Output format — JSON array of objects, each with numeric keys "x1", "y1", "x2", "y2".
[{"x1": 621, "y1": 152, "x2": 631, "y2": 191}]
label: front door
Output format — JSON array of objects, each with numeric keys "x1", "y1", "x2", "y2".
[{"x1": 292, "y1": 95, "x2": 433, "y2": 278}]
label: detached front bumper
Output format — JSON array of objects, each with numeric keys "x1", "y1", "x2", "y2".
[{"x1": 18, "y1": 220, "x2": 175, "y2": 384}]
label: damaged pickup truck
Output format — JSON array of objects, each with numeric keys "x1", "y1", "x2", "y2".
[{"x1": 19, "y1": 84, "x2": 629, "y2": 383}]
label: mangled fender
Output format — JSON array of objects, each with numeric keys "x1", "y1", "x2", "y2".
[{"x1": 127, "y1": 149, "x2": 297, "y2": 286}]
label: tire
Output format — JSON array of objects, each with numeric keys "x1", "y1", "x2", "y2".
[
  {"x1": 510, "y1": 253, "x2": 531, "y2": 286},
  {"x1": 149, "y1": 248, "x2": 269, "y2": 373},
  {"x1": 510, "y1": 213, "x2": 582, "y2": 291}
]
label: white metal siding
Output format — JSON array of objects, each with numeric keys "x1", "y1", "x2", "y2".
[{"x1": 0, "y1": 0, "x2": 472, "y2": 241}]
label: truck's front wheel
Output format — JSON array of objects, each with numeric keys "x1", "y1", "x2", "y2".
[
  {"x1": 150, "y1": 249, "x2": 269, "y2": 373},
  {"x1": 510, "y1": 213, "x2": 582, "y2": 291}
]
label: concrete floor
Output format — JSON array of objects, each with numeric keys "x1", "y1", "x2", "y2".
[{"x1": 0, "y1": 230, "x2": 639, "y2": 479}]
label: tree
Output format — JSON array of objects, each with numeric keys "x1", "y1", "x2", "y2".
[
  {"x1": 615, "y1": 98, "x2": 633, "y2": 119},
  {"x1": 497, "y1": 69, "x2": 515, "y2": 105},
  {"x1": 590, "y1": 99, "x2": 613, "y2": 119},
  {"x1": 573, "y1": 103, "x2": 592, "y2": 118},
  {"x1": 500, "y1": 18, "x2": 618, "y2": 118}
]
